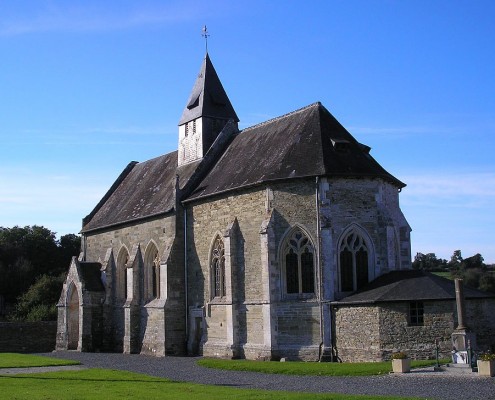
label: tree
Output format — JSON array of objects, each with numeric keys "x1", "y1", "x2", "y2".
[
  {"x1": 0, "y1": 225, "x2": 81, "y2": 316},
  {"x1": 9, "y1": 274, "x2": 65, "y2": 321},
  {"x1": 412, "y1": 252, "x2": 447, "y2": 271},
  {"x1": 57, "y1": 234, "x2": 81, "y2": 275},
  {"x1": 462, "y1": 253, "x2": 484, "y2": 270},
  {"x1": 463, "y1": 268, "x2": 482, "y2": 289},
  {"x1": 444, "y1": 249, "x2": 494, "y2": 292},
  {"x1": 449, "y1": 249, "x2": 463, "y2": 269},
  {"x1": 479, "y1": 273, "x2": 495, "y2": 293}
]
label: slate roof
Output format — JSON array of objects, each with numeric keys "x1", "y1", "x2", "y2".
[
  {"x1": 186, "y1": 102, "x2": 405, "y2": 201},
  {"x1": 179, "y1": 53, "x2": 239, "y2": 125},
  {"x1": 333, "y1": 270, "x2": 495, "y2": 305},
  {"x1": 82, "y1": 153, "x2": 168, "y2": 232},
  {"x1": 80, "y1": 262, "x2": 104, "y2": 292}
]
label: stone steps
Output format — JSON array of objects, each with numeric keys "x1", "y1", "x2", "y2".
[{"x1": 440, "y1": 363, "x2": 478, "y2": 374}]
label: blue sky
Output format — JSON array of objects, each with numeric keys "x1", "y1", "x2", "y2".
[{"x1": 0, "y1": 1, "x2": 494, "y2": 263}]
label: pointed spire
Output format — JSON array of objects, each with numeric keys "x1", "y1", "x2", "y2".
[{"x1": 179, "y1": 53, "x2": 239, "y2": 125}]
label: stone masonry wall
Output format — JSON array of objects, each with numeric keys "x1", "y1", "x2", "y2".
[
  {"x1": 187, "y1": 177, "x2": 410, "y2": 360},
  {"x1": 333, "y1": 305, "x2": 382, "y2": 362},
  {"x1": 378, "y1": 301, "x2": 454, "y2": 360},
  {"x1": 271, "y1": 181, "x2": 321, "y2": 360},
  {"x1": 320, "y1": 178, "x2": 410, "y2": 299},
  {"x1": 188, "y1": 179, "x2": 324, "y2": 360},
  {"x1": 333, "y1": 299, "x2": 495, "y2": 362},
  {"x1": 84, "y1": 216, "x2": 175, "y2": 264},
  {"x1": 83, "y1": 213, "x2": 186, "y2": 355},
  {"x1": 187, "y1": 187, "x2": 267, "y2": 357},
  {"x1": 466, "y1": 299, "x2": 495, "y2": 352},
  {"x1": 0, "y1": 321, "x2": 57, "y2": 353}
]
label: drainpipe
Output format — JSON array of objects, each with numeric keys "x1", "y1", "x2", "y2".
[
  {"x1": 184, "y1": 206, "x2": 189, "y2": 340},
  {"x1": 316, "y1": 176, "x2": 324, "y2": 361}
]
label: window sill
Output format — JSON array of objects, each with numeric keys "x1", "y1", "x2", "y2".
[
  {"x1": 209, "y1": 297, "x2": 232, "y2": 305},
  {"x1": 282, "y1": 294, "x2": 317, "y2": 302}
]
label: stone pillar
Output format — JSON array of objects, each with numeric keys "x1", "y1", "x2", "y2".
[
  {"x1": 318, "y1": 177, "x2": 335, "y2": 360},
  {"x1": 123, "y1": 244, "x2": 142, "y2": 354},
  {"x1": 319, "y1": 226, "x2": 334, "y2": 360},
  {"x1": 451, "y1": 278, "x2": 476, "y2": 363},
  {"x1": 223, "y1": 219, "x2": 238, "y2": 355},
  {"x1": 455, "y1": 278, "x2": 467, "y2": 330},
  {"x1": 259, "y1": 211, "x2": 277, "y2": 359}
]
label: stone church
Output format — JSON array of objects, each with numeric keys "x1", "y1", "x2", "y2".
[{"x1": 59, "y1": 52, "x2": 479, "y2": 362}]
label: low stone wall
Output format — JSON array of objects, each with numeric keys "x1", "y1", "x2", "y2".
[{"x1": 0, "y1": 321, "x2": 57, "y2": 353}]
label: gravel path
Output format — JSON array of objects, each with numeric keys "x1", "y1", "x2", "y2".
[{"x1": 27, "y1": 352, "x2": 495, "y2": 400}]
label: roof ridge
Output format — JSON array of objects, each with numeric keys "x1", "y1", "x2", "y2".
[
  {"x1": 374, "y1": 279, "x2": 404, "y2": 301},
  {"x1": 242, "y1": 102, "x2": 321, "y2": 133}
]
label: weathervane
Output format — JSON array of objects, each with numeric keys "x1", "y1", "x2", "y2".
[{"x1": 202, "y1": 25, "x2": 210, "y2": 53}]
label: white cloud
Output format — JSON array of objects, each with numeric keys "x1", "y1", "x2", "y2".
[
  {"x1": 350, "y1": 126, "x2": 457, "y2": 136},
  {"x1": 402, "y1": 172, "x2": 495, "y2": 204}
]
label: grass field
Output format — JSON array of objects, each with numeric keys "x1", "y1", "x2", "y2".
[
  {"x1": 0, "y1": 368, "x2": 421, "y2": 400},
  {"x1": 0, "y1": 353, "x2": 428, "y2": 400},
  {"x1": 431, "y1": 272, "x2": 453, "y2": 279},
  {"x1": 197, "y1": 358, "x2": 446, "y2": 376},
  {"x1": 0, "y1": 353, "x2": 80, "y2": 368}
]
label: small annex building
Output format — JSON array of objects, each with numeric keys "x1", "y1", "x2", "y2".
[
  {"x1": 57, "y1": 52, "x2": 419, "y2": 361},
  {"x1": 333, "y1": 270, "x2": 495, "y2": 361}
]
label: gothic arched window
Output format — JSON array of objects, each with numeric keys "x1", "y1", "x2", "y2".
[
  {"x1": 211, "y1": 236, "x2": 226, "y2": 298},
  {"x1": 283, "y1": 229, "x2": 315, "y2": 295},
  {"x1": 339, "y1": 231, "x2": 370, "y2": 292},
  {"x1": 116, "y1": 248, "x2": 130, "y2": 302},
  {"x1": 144, "y1": 244, "x2": 160, "y2": 301}
]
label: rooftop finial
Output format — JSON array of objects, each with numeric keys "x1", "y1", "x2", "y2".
[{"x1": 201, "y1": 25, "x2": 210, "y2": 53}]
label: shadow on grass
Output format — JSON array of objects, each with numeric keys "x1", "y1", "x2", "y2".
[
  {"x1": 0, "y1": 375, "x2": 170, "y2": 384},
  {"x1": 0, "y1": 375, "x2": 250, "y2": 389}
]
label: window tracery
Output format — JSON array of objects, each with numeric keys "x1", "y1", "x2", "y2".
[
  {"x1": 117, "y1": 249, "x2": 129, "y2": 302},
  {"x1": 339, "y1": 230, "x2": 369, "y2": 292},
  {"x1": 152, "y1": 250, "x2": 160, "y2": 299},
  {"x1": 211, "y1": 236, "x2": 226, "y2": 298},
  {"x1": 282, "y1": 229, "x2": 315, "y2": 295}
]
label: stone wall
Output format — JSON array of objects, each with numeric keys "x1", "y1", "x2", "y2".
[
  {"x1": 378, "y1": 301, "x2": 454, "y2": 360},
  {"x1": 466, "y1": 299, "x2": 495, "y2": 352},
  {"x1": 80, "y1": 213, "x2": 186, "y2": 356},
  {"x1": 187, "y1": 187, "x2": 268, "y2": 358},
  {"x1": 333, "y1": 305, "x2": 381, "y2": 362},
  {"x1": 320, "y1": 177, "x2": 410, "y2": 299},
  {"x1": 0, "y1": 321, "x2": 57, "y2": 353},
  {"x1": 187, "y1": 177, "x2": 411, "y2": 361},
  {"x1": 84, "y1": 215, "x2": 175, "y2": 263},
  {"x1": 271, "y1": 181, "x2": 321, "y2": 360}
]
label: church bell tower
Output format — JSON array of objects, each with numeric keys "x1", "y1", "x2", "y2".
[{"x1": 178, "y1": 53, "x2": 239, "y2": 167}]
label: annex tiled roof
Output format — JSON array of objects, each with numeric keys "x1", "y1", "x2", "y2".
[
  {"x1": 179, "y1": 53, "x2": 239, "y2": 125},
  {"x1": 333, "y1": 270, "x2": 495, "y2": 305},
  {"x1": 186, "y1": 102, "x2": 405, "y2": 201}
]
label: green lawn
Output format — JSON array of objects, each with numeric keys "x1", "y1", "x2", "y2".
[
  {"x1": 0, "y1": 368, "x2": 421, "y2": 400},
  {"x1": 431, "y1": 272, "x2": 453, "y2": 279},
  {"x1": 198, "y1": 358, "x2": 447, "y2": 376},
  {"x1": 0, "y1": 353, "x2": 80, "y2": 368}
]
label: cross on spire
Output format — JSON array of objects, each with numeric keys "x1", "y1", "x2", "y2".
[{"x1": 202, "y1": 25, "x2": 210, "y2": 53}]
